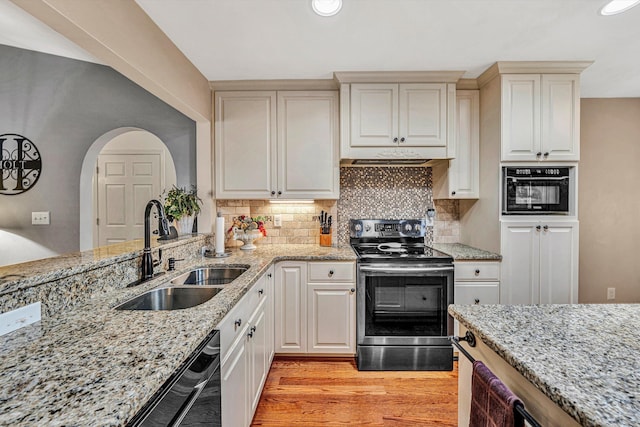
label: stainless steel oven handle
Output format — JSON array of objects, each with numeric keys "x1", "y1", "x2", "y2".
[{"x1": 359, "y1": 266, "x2": 454, "y2": 273}]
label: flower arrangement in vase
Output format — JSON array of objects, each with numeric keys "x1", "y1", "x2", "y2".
[
  {"x1": 228, "y1": 215, "x2": 267, "y2": 250},
  {"x1": 162, "y1": 185, "x2": 202, "y2": 235}
]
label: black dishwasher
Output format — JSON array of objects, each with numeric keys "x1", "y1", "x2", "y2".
[{"x1": 127, "y1": 330, "x2": 221, "y2": 427}]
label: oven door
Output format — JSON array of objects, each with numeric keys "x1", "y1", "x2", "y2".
[{"x1": 357, "y1": 264, "x2": 454, "y2": 347}]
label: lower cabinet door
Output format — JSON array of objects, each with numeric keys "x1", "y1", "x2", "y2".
[
  {"x1": 248, "y1": 300, "x2": 269, "y2": 414},
  {"x1": 221, "y1": 332, "x2": 249, "y2": 427},
  {"x1": 308, "y1": 284, "x2": 356, "y2": 353}
]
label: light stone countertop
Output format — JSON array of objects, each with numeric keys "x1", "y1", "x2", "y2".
[
  {"x1": 431, "y1": 243, "x2": 502, "y2": 261},
  {"x1": 0, "y1": 244, "x2": 356, "y2": 427},
  {"x1": 449, "y1": 304, "x2": 640, "y2": 427}
]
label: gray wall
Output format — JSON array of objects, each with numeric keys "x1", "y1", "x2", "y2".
[{"x1": 0, "y1": 44, "x2": 196, "y2": 256}]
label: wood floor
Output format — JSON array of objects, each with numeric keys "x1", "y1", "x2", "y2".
[{"x1": 251, "y1": 357, "x2": 458, "y2": 426}]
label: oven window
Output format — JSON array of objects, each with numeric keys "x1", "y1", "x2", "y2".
[
  {"x1": 364, "y1": 276, "x2": 447, "y2": 337},
  {"x1": 515, "y1": 184, "x2": 559, "y2": 205}
]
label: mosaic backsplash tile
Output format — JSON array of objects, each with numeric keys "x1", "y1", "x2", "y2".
[{"x1": 215, "y1": 167, "x2": 460, "y2": 248}]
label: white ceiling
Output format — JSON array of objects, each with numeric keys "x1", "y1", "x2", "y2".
[{"x1": 2, "y1": 0, "x2": 640, "y2": 97}]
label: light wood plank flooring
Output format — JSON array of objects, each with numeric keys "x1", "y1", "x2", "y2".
[{"x1": 251, "y1": 357, "x2": 458, "y2": 426}]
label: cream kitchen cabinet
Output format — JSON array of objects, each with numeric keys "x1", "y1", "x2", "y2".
[
  {"x1": 275, "y1": 261, "x2": 356, "y2": 355},
  {"x1": 341, "y1": 83, "x2": 455, "y2": 160},
  {"x1": 501, "y1": 74, "x2": 580, "y2": 162},
  {"x1": 500, "y1": 220, "x2": 578, "y2": 304},
  {"x1": 453, "y1": 261, "x2": 500, "y2": 336},
  {"x1": 214, "y1": 91, "x2": 339, "y2": 199},
  {"x1": 432, "y1": 90, "x2": 480, "y2": 199},
  {"x1": 220, "y1": 271, "x2": 274, "y2": 427}
]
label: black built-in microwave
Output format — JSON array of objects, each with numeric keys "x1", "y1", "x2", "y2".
[{"x1": 503, "y1": 167, "x2": 570, "y2": 215}]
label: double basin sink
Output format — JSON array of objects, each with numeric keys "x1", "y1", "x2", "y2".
[{"x1": 115, "y1": 266, "x2": 249, "y2": 311}]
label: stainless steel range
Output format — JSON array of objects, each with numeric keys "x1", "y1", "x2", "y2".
[{"x1": 350, "y1": 219, "x2": 454, "y2": 371}]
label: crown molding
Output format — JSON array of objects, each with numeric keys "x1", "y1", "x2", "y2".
[
  {"x1": 477, "y1": 61, "x2": 594, "y2": 88},
  {"x1": 333, "y1": 70, "x2": 466, "y2": 85},
  {"x1": 209, "y1": 79, "x2": 337, "y2": 91},
  {"x1": 456, "y1": 78, "x2": 479, "y2": 90}
]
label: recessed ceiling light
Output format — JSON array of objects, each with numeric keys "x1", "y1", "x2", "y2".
[
  {"x1": 600, "y1": 0, "x2": 640, "y2": 15},
  {"x1": 312, "y1": 0, "x2": 342, "y2": 17}
]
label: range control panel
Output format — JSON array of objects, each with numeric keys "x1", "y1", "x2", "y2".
[{"x1": 349, "y1": 219, "x2": 426, "y2": 238}]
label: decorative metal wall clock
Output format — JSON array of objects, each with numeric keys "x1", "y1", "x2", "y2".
[{"x1": 0, "y1": 133, "x2": 42, "y2": 195}]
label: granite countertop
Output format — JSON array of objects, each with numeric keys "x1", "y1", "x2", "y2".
[
  {"x1": 432, "y1": 243, "x2": 502, "y2": 261},
  {"x1": 0, "y1": 244, "x2": 356, "y2": 426},
  {"x1": 449, "y1": 304, "x2": 640, "y2": 427}
]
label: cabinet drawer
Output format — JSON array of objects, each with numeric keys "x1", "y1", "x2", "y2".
[
  {"x1": 454, "y1": 283, "x2": 499, "y2": 305},
  {"x1": 455, "y1": 262, "x2": 500, "y2": 281},
  {"x1": 308, "y1": 262, "x2": 354, "y2": 282}
]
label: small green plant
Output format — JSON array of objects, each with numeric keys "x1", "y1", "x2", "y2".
[{"x1": 162, "y1": 185, "x2": 202, "y2": 220}]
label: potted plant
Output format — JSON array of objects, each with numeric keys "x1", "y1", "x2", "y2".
[{"x1": 162, "y1": 185, "x2": 202, "y2": 235}]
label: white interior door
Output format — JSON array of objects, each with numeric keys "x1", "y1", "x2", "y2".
[{"x1": 97, "y1": 153, "x2": 161, "y2": 246}]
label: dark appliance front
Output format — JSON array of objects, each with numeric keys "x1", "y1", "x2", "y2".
[
  {"x1": 503, "y1": 166, "x2": 570, "y2": 215},
  {"x1": 351, "y1": 219, "x2": 454, "y2": 371}
]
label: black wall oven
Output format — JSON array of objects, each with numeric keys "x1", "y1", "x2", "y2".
[{"x1": 503, "y1": 166, "x2": 571, "y2": 215}]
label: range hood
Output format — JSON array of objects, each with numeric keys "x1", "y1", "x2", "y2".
[{"x1": 340, "y1": 158, "x2": 437, "y2": 167}]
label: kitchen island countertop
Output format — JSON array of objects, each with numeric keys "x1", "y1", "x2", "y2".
[
  {"x1": 0, "y1": 244, "x2": 356, "y2": 426},
  {"x1": 449, "y1": 304, "x2": 640, "y2": 427}
]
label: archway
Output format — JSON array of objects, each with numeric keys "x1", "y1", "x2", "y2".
[{"x1": 79, "y1": 128, "x2": 177, "y2": 251}]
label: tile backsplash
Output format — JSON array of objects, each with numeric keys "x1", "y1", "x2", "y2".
[{"x1": 215, "y1": 167, "x2": 459, "y2": 248}]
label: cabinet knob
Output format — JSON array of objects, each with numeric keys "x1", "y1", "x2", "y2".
[
  {"x1": 393, "y1": 137, "x2": 398, "y2": 143},
  {"x1": 543, "y1": 152, "x2": 549, "y2": 157},
  {"x1": 234, "y1": 319, "x2": 242, "y2": 327},
  {"x1": 247, "y1": 331, "x2": 254, "y2": 338},
  {"x1": 543, "y1": 225, "x2": 549, "y2": 231},
  {"x1": 536, "y1": 152, "x2": 542, "y2": 157},
  {"x1": 350, "y1": 288, "x2": 356, "y2": 293},
  {"x1": 400, "y1": 137, "x2": 405, "y2": 143},
  {"x1": 536, "y1": 225, "x2": 541, "y2": 231},
  {"x1": 277, "y1": 191, "x2": 282, "y2": 196},
  {"x1": 474, "y1": 298, "x2": 480, "y2": 305},
  {"x1": 271, "y1": 191, "x2": 276, "y2": 196},
  {"x1": 328, "y1": 270, "x2": 334, "y2": 276},
  {"x1": 475, "y1": 269, "x2": 480, "y2": 275},
  {"x1": 451, "y1": 191, "x2": 456, "y2": 196},
  {"x1": 267, "y1": 273, "x2": 272, "y2": 278},
  {"x1": 251, "y1": 326, "x2": 257, "y2": 333},
  {"x1": 258, "y1": 288, "x2": 264, "y2": 295}
]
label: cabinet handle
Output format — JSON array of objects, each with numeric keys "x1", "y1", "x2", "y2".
[
  {"x1": 234, "y1": 319, "x2": 242, "y2": 327},
  {"x1": 543, "y1": 152, "x2": 549, "y2": 157},
  {"x1": 271, "y1": 191, "x2": 276, "y2": 196},
  {"x1": 328, "y1": 270, "x2": 334, "y2": 276},
  {"x1": 536, "y1": 152, "x2": 542, "y2": 157},
  {"x1": 350, "y1": 288, "x2": 356, "y2": 293},
  {"x1": 543, "y1": 225, "x2": 549, "y2": 231},
  {"x1": 536, "y1": 225, "x2": 541, "y2": 231},
  {"x1": 474, "y1": 298, "x2": 480, "y2": 305},
  {"x1": 475, "y1": 269, "x2": 480, "y2": 275},
  {"x1": 251, "y1": 326, "x2": 257, "y2": 333},
  {"x1": 247, "y1": 330, "x2": 254, "y2": 338},
  {"x1": 393, "y1": 137, "x2": 398, "y2": 143},
  {"x1": 451, "y1": 191, "x2": 456, "y2": 196},
  {"x1": 400, "y1": 137, "x2": 405, "y2": 143},
  {"x1": 267, "y1": 273, "x2": 272, "y2": 278},
  {"x1": 258, "y1": 289, "x2": 264, "y2": 295}
]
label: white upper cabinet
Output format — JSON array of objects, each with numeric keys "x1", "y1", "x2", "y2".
[
  {"x1": 433, "y1": 90, "x2": 480, "y2": 199},
  {"x1": 215, "y1": 90, "x2": 339, "y2": 199},
  {"x1": 501, "y1": 74, "x2": 580, "y2": 162},
  {"x1": 215, "y1": 91, "x2": 277, "y2": 199},
  {"x1": 342, "y1": 82, "x2": 456, "y2": 160}
]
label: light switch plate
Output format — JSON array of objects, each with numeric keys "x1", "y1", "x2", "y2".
[
  {"x1": 0, "y1": 302, "x2": 41, "y2": 336},
  {"x1": 32, "y1": 211, "x2": 50, "y2": 225}
]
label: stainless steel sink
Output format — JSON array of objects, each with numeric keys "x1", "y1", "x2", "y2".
[
  {"x1": 115, "y1": 287, "x2": 222, "y2": 311},
  {"x1": 170, "y1": 266, "x2": 249, "y2": 286}
]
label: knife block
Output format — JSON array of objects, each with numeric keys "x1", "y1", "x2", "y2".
[{"x1": 319, "y1": 229, "x2": 332, "y2": 247}]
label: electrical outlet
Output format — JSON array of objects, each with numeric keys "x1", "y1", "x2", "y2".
[
  {"x1": 274, "y1": 214, "x2": 282, "y2": 227},
  {"x1": 607, "y1": 287, "x2": 616, "y2": 300},
  {"x1": 0, "y1": 302, "x2": 41, "y2": 336},
  {"x1": 32, "y1": 211, "x2": 50, "y2": 225}
]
